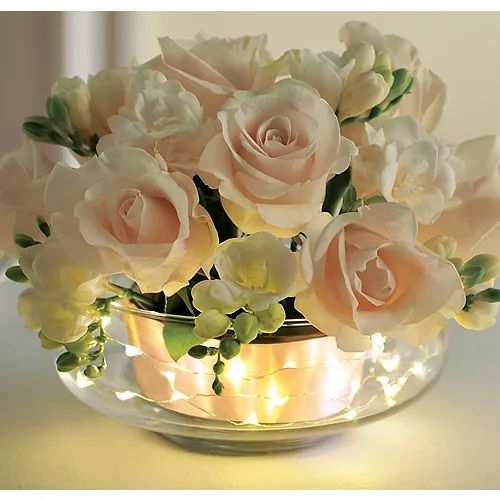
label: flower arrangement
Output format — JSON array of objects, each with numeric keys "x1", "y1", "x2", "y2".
[{"x1": 2, "y1": 21, "x2": 499, "y2": 399}]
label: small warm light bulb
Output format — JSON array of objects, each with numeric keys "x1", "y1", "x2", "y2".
[
  {"x1": 161, "y1": 370, "x2": 176, "y2": 386},
  {"x1": 125, "y1": 345, "x2": 143, "y2": 358},
  {"x1": 224, "y1": 357, "x2": 245, "y2": 387},
  {"x1": 377, "y1": 375, "x2": 390, "y2": 386},
  {"x1": 170, "y1": 390, "x2": 187, "y2": 402},
  {"x1": 381, "y1": 354, "x2": 401, "y2": 372},
  {"x1": 115, "y1": 390, "x2": 136, "y2": 401},
  {"x1": 282, "y1": 360, "x2": 297, "y2": 369},
  {"x1": 242, "y1": 411, "x2": 259, "y2": 425},
  {"x1": 76, "y1": 370, "x2": 94, "y2": 389},
  {"x1": 101, "y1": 316, "x2": 111, "y2": 328},
  {"x1": 349, "y1": 381, "x2": 361, "y2": 399},
  {"x1": 344, "y1": 409, "x2": 357, "y2": 420},
  {"x1": 410, "y1": 361, "x2": 425, "y2": 377},
  {"x1": 266, "y1": 380, "x2": 289, "y2": 413}
]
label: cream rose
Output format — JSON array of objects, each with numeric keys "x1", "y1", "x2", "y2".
[
  {"x1": 192, "y1": 231, "x2": 299, "y2": 312},
  {"x1": 340, "y1": 21, "x2": 447, "y2": 132},
  {"x1": 45, "y1": 147, "x2": 218, "y2": 295},
  {"x1": 348, "y1": 116, "x2": 464, "y2": 224},
  {"x1": 198, "y1": 78, "x2": 357, "y2": 237},
  {"x1": 18, "y1": 237, "x2": 103, "y2": 343},
  {"x1": 295, "y1": 203, "x2": 465, "y2": 351},
  {"x1": 418, "y1": 135, "x2": 500, "y2": 259},
  {"x1": 147, "y1": 33, "x2": 282, "y2": 118},
  {"x1": 0, "y1": 139, "x2": 54, "y2": 255},
  {"x1": 97, "y1": 68, "x2": 213, "y2": 176}
]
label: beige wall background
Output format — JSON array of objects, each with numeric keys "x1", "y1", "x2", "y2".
[{"x1": 1, "y1": 11, "x2": 499, "y2": 154}]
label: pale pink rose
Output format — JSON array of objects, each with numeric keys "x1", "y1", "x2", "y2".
[
  {"x1": 198, "y1": 78, "x2": 357, "y2": 238},
  {"x1": 295, "y1": 203, "x2": 465, "y2": 351},
  {"x1": 340, "y1": 21, "x2": 447, "y2": 132},
  {"x1": 0, "y1": 139, "x2": 54, "y2": 255},
  {"x1": 418, "y1": 135, "x2": 500, "y2": 259},
  {"x1": 45, "y1": 147, "x2": 218, "y2": 295},
  {"x1": 146, "y1": 33, "x2": 282, "y2": 118}
]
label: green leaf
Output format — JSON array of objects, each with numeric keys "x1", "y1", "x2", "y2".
[
  {"x1": 46, "y1": 95, "x2": 72, "y2": 134},
  {"x1": 322, "y1": 168, "x2": 351, "y2": 215},
  {"x1": 5, "y1": 266, "x2": 29, "y2": 283},
  {"x1": 340, "y1": 184, "x2": 359, "y2": 213},
  {"x1": 163, "y1": 322, "x2": 201, "y2": 362}
]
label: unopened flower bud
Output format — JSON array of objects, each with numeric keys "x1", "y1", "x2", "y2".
[
  {"x1": 255, "y1": 303, "x2": 286, "y2": 334},
  {"x1": 193, "y1": 310, "x2": 231, "y2": 340},
  {"x1": 424, "y1": 235, "x2": 458, "y2": 259},
  {"x1": 464, "y1": 254, "x2": 500, "y2": 282},
  {"x1": 233, "y1": 312, "x2": 259, "y2": 343},
  {"x1": 219, "y1": 338, "x2": 241, "y2": 360}
]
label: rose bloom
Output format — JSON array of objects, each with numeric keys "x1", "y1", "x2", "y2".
[
  {"x1": 340, "y1": 21, "x2": 447, "y2": 133},
  {"x1": 147, "y1": 33, "x2": 282, "y2": 118},
  {"x1": 295, "y1": 203, "x2": 465, "y2": 351},
  {"x1": 0, "y1": 139, "x2": 53, "y2": 256},
  {"x1": 45, "y1": 147, "x2": 218, "y2": 295},
  {"x1": 418, "y1": 135, "x2": 500, "y2": 259},
  {"x1": 98, "y1": 68, "x2": 213, "y2": 177},
  {"x1": 198, "y1": 78, "x2": 357, "y2": 237},
  {"x1": 347, "y1": 116, "x2": 464, "y2": 224},
  {"x1": 192, "y1": 231, "x2": 299, "y2": 313},
  {"x1": 18, "y1": 237, "x2": 103, "y2": 343}
]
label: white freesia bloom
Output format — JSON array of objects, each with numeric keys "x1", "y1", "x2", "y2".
[
  {"x1": 0, "y1": 139, "x2": 54, "y2": 255},
  {"x1": 296, "y1": 203, "x2": 465, "y2": 351},
  {"x1": 287, "y1": 43, "x2": 391, "y2": 121},
  {"x1": 98, "y1": 68, "x2": 212, "y2": 176},
  {"x1": 147, "y1": 33, "x2": 283, "y2": 118},
  {"x1": 418, "y1": 135, "x2": 500, "y2": 258},
  {"x1": 349, "y1": 116, "x2": 464, "y2": 224},
  {"x1": 18, "y1": 238, "x2": 103, "y2": 343},
  {"x1": 45, "y1": 147, "x2": 218, "y2": 295},
  {"x1": 52, "y1": 66, "x2": 132, "y2": 138},
  {"x1": 192, "y1": 232, "x2": 299, "y2": 312},
  {"x1": 198, "y1": 78, "x2": 357, "y2": 237},
  {"x1": 340, "y1": 21, "x2": 447, "y2": 132}
]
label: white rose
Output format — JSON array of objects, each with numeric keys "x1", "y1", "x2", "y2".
[
  {"x1": 97, "y1": 68, "x2": 212, "y2": 176},
  {"x1": 350, "y1": 116, "x2": 464, "y2": 224},
  {"x1": 192, "y1": 232, "x2": 299, "y2": 312},
  {"x1": 45, "y1": 147, "x2": 218, "y2": 295},
  {"x1": 198, "y1": 78, "x2": 357, "y2": 237},
  {"x1": 18, "y1": 238, "x2": 103, "y2": 343},
  {"x1": 0, "y1": 139, "x2": 54, "y2": 255},
  {"x1": 340, "y1": 21, "x2": 447, "y2": 132}
]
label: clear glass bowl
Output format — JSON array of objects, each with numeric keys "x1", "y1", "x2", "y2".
[{"x1": 57, "y1": 304, "x2": 448, "y2": 454}]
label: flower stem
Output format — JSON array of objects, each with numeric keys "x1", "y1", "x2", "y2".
[{"x1": 105, "y1": 283, "x2": 158, "y2": 310}]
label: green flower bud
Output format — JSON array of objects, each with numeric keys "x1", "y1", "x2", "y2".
[
  {"x1": 233, "y1": 312, "x2": 259, "y2": 343},
  {"x1": 212, "y1": 378, "x2": 224, "y2": 396},
  {"x1": 255, "y1": 303, "x2": 286, "y2": 334},
  {"x1": 474, "y1": 288, "x2": 500, "y2": 303},
  {"x1": 38, "y1": 332, "x2": 63, "y2": 350},
  {"x1": 188, "y1": 345, "x2": 209, "y2": 359},
  {"x1": 448, "y1": 257, "x2": 464, "y2": 273},
  {"x1": 36, "y1": 215, "x2": 51, "y2": 238},
  {"x1": 46, "y1": 95, "x2": 73, "y2": 134},
  {"x1": 56, "y1": 352, "x2": 86, "y2": 372},
  {"x1": 193, "y1": 310, "x2": 231, "y2": 340},
  {"x1": 64, "y1": 335, "x2": 98, "y2": 355},
  {"x1": 424, "y1": 235, "x2": 458, "y2": 259},
  {"x1": 387, "y1": 68, "x2": 413, "y2": 101},
  {"x1": 464, "y1": 254, "x2": 500, "y2": 282},
  {"x1": 460, "y1": 265, "x2": 485, "y2": 289},
  {"x1": 22, "y1": 116, "x2": 55, "y2": 141},
  {"x1": 5, "y1": 265, "x2": 29, "y2": 283},
  {"x1": 14, "y1": 233, "x2": 39, "y2": 248},
  {"x1": 213, "y1": 360, "x2": 225, "y2": 375},
  {"x1": 83, "y1": 365, "x2": 100, "y2": 379},
  {"x1": 219, "y1": 338, "x2": 241, "y2": 360}
]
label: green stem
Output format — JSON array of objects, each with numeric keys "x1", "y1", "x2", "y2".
[{"x1": 106, "y1": 283, "x2": 158, "y2": 310}]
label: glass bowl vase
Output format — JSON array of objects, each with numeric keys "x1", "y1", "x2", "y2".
[{"x1": 57, "y1": 304, "x2": 448, "y2": 454}]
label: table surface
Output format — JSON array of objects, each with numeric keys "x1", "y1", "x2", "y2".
[{"x1": 0, "y1": 275, "x2": 499, "y2": 490}]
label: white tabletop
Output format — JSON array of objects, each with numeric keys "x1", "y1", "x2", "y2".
[{"x1": 0, "y1": 275, "x2": 499, "y2": 489}]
